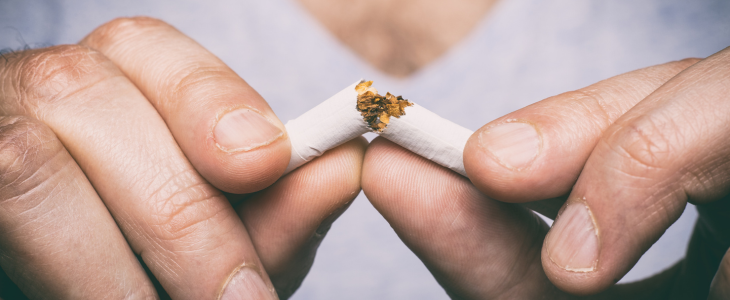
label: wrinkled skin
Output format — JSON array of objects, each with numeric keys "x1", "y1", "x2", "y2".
[
  {"x1": 363, "y1": 50, "x2": 730, "y2": 299},
  {"x1": 1, "y1": 7, "x2": 730, "y2": 300},
  {"x1": 0, "y1": 17, "x2": 365, "y2": 299}
]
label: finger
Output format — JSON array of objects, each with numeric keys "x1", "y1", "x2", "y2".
[
  {"x1": 0, "y1": 45, "x2": 274, "y2": 299},
  {"x1": 0, "y1": 116, "x2": 155, "y2": 299},
  {"x1": 237, "y1": 137, "x2": 366, "y2": 299},
  {"x1": 361, "y1": 139, "x2": 693, "y2": 300},
  {"x1": 362, "y1": 137, "x2": 568, "y2": 299},
  {"x1": 542, "y1": 48, "x2": 730, "y2": 295},
  {"x1": 80, "y1": 17, "x2": 290, "y2": 194},
  {"x1": 464, "y1": 58, "x2": 699, "y2": 203}
]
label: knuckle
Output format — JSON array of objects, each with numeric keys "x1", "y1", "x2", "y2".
[
  {"x1": 555, "y1": 89, "x2": 618, "y2": 130},
  {"x1": 169, "y1": 64, "x2": 231, "y2": 103},
  {"x1": 4, "y1": 44, "x2": 119, "y2": 112},
  {"x1": 145, "y1": 169, "x2": 230, "y2": 241},
  {"x1": 0, "y1": 116, "x2": 60, "y2": 176},
  {"x1": 84, "y1": 16, "x2": 171, "y2": 48},
  {"x1": 0, "y1": 116, "x2": 66, "y2": 204},
  {"x1": 676, "y1": 57, "x2": 702, "y2": 67},
  {"x1": 604, "y1": 115, "x2": 679, "y2": 170},
  {"x1": 646, "y1": 58, "x2": 702, "y2": 78}
]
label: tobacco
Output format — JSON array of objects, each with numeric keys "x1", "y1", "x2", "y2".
[{"x1": 355, "y1": 80, "x2": 413, "y2": 131}]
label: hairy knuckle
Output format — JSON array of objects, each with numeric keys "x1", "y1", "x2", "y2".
[
  {"x1": 145, "y1": 170, "x2": 228, "y2": 241},
  {"x1": 0, "y1": 116, "x2": 66, "y2": 206},
  {"x1": 0, "y1": 116, "x2": 60, "y2": 179},
  {"x1": 2, "y1": 44, "x2": 119, "y2": 112}
]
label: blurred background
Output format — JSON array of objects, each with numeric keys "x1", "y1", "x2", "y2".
[{"x1": 2, "y1": 0, "x2": 730, "y2": 299}]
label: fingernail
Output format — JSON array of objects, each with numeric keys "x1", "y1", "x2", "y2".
[
  {"x1": 546, "y1": 201, "x2": 599, "y2": 272},
  {"x1": 214, "y1": 109, "x2": 283, "y2": 152},
  {"x1": 479, "y1": 121, "x2": 540, "y2": 170},
  {"x1": 220, "y1": 267, "x2": 277, "y2": 300}
]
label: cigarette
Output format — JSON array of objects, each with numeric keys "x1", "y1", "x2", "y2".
[
  {"x1": 284, "y1": 81, "x2": 370, "y2": 174},
  {"x1": 284, "y1": 80, "x2": 474, "y2": 177},
  {"x1": 378, "y1": 103, "x2": 473, "y2": 177}
]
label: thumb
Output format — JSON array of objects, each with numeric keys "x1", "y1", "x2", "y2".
[{"x1": 463, "y1": 58, "x2": 699, "y2": 206}]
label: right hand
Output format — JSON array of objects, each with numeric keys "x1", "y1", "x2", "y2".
[
  {"x1": 0, "y1": 17, "x2": 365, "y2": 299},
  {"x1": 362, "y1": 55, "x2": 730, "y2": 299}
]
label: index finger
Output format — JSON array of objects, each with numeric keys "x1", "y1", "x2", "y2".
[{"x1": 80, "y1": 17, "x2": 291, "y2": 194}]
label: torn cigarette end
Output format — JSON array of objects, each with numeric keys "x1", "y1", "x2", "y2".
[
  {"x1": 361, "y1": 80, "x2": 473, "y2": 177},
  {"x1": 283, "y1": 80, "x2": 370, "y2": 174},
  {"x1": 355, "y1": 80, "x2": 413, "y2": 132},
  {"x1": 283, "y1": 79, "x2": 472, "y2": 177}
]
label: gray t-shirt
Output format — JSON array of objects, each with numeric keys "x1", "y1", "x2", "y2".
[{"x1": 2, "y1": 0, "x2": 730, "y2": 299}]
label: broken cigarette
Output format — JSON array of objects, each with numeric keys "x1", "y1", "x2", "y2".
[{"x1": 284, "y1": 80, "x2": 474, "y2": 177}]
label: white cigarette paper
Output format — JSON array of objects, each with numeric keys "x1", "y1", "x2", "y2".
[
  {"x1": 283, "y1": 80, "x2": 474, "y2": 177},
  {"x1": 284, "y1": 81, "x2": 370, "y2": 173},
  {"x1": 380, "y1": 104, "x2": 473, "y2": 177}
]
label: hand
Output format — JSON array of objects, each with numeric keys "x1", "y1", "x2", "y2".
[
  {"x1": 362, "y1": 47, "x2": 730, "y2": 299},
  {"x1": 0, "y1": 17, "x2": 364, "y2": 299}
]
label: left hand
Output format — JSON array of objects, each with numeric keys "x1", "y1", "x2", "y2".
[
  {"x1": 0, "y1": 17, "x2": 364, "y2": 299},
  {"x1": 362, "y1": 47, "x2": 730, "y2": 299}
]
